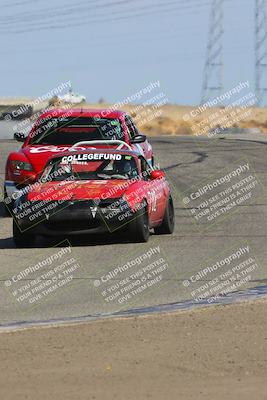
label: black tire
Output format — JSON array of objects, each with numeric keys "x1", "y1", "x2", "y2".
[
  {"x1": 154, "y1": 195, "x2": 175, "y2": 235},
  {"x1": 1, "y1": 187, "x2": 11, "y2": 217},
  {"x1": 129, "y1": 203, "x2": 150, "y2": 243},
  {"x1": 13, "y1": 220, "x2": 35, "y2": 248}
]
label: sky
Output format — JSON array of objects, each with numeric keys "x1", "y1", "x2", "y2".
[{"x1": 0, "y1": 0, "x2": 256, "y2": 105}]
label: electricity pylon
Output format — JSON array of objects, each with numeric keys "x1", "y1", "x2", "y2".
[
  {"x1": 255, "y1": 0, "x2": 267, "y2": 105},
  {"x1": 201, "y1": 0, "x2": 224, "y2": 104}
]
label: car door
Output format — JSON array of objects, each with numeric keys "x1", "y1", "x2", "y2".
[{"x1": 139, "y1": 156, "x2": 167, "y2": 225}]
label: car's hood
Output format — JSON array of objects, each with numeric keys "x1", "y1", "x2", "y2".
[{"x1": 27, "y1": 179, "x2": 132, "y2": 201}]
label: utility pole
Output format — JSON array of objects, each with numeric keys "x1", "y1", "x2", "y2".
[
  {"x1": 255, "y1": 0, "x2": 267, "y2": 105},
  {"x1": 201, "y1": 0, "x2": 224, "y2": 104}
]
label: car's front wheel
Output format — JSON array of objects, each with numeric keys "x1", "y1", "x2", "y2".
[
  {"x1": 13, "y1": 220, "x2": 35, "y2": 248},
  {"x1": 1, "y1": 187, "x2": 11, "y2": 217},
  {"x1": 154, "y1": 195, "x2": 175, "y2": 235},
  {"x1": 129, "y1": 202, "x2": 150, "y2": 243}
]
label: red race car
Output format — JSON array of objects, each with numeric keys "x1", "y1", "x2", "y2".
[
  {"x1": 12, "y1": 149, "x2": 174, "y2": 247},
  {"x1": 4, "y1": 109, "x2": 154, "y2": 203}
]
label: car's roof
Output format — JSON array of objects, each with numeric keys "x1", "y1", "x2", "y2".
[
  {"x1": 48, "y1": 148, "x2": 140, "y2": 160},
  {"x1": 38, "y1": 108, "x2": 127, "y2": 120}
]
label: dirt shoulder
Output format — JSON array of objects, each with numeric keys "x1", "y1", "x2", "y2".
[{"x1": 0, "y1": 299, "x2": 267, "y2": 400}]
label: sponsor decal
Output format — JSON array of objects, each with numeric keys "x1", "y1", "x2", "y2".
[
  {"x1": 90, "y1": 206, "x2": 98, "y2": 218},
  {"x1": 29, "y1": 146, "x2": 87, "y2": 154},
  {"x1": 61, "y1": 153, "x2": 122, "y2": 163}
]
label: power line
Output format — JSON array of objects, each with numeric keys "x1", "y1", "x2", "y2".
[
  {"x1": 0, "y1": 0, "x2": 205, "y2": 27},
  {"x1": 0, "y1": 0, "x2": 43, "y2": 9},
  {"x1": 0, "y1": 0, "x2": 139, "y2": 23},
  {"x1": 0, "y1": 1, "x2": 210, "y2": 34}
]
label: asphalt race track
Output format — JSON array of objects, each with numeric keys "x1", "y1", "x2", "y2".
[{"x1": 1, "y1": 132, "x2": 267, "y2": 327}]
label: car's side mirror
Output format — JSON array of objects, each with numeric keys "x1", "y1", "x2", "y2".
[
  {"x1": 150, "y1": 170, "x2": 165, "y2": 180},
  {"x1": 14, "y1": 132, "x2": 26, "y2": 142},
  {"x1": 130, "y1": 134, "x2": 147, "y2": 144}
]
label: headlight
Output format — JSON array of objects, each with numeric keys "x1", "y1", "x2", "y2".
[{"x1": 11, "y1": 160, "x2": 33, "y2": 171}]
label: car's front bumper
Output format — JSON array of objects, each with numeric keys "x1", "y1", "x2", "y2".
[{"x1": 14, "y1": 199, "x2": 134, "y2": 236}]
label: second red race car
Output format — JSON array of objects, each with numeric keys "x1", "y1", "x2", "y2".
[
  {"x1": 4, "y1": 109, "x2": 154, "y2": 205},
  {"x1": 12, "y1": 149, "x2": 175, "y2": 247}
]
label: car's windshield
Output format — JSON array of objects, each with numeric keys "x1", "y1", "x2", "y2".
[
  {"x1": 29, "y1": 117, "x2": 124, "y2": 145},
  {"x1": 40, "y1": 153, "x2": 139, "y2": 181}
]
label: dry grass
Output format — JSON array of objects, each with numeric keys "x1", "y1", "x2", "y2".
[{"x1": 1, "y1": 98, "x2": 267, "y2": 135}]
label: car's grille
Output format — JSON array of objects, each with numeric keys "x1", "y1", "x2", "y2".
[
  {"x1": 68, "y1": 200, "x2": 98, "y2": 209},
  {"x1": 44, "y1": 219, "x2": 101, "y2": 231},
  {"x1": 98, "y1": 198, "x2": 121, "y2": 208}
]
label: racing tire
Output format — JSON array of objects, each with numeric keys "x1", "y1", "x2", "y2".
[
  {"x1": 13, "y1": 220, "x2": 35, "y2": 248},
  {"x1": 1, "y1": 187, "x2": 11, "y2": 217},
  {"x1": 154, "y1": 195, "x2": 175, "y2": 235},
  {"x1": 129, "y1": 203, "x2": 150, "y2": 243}
]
